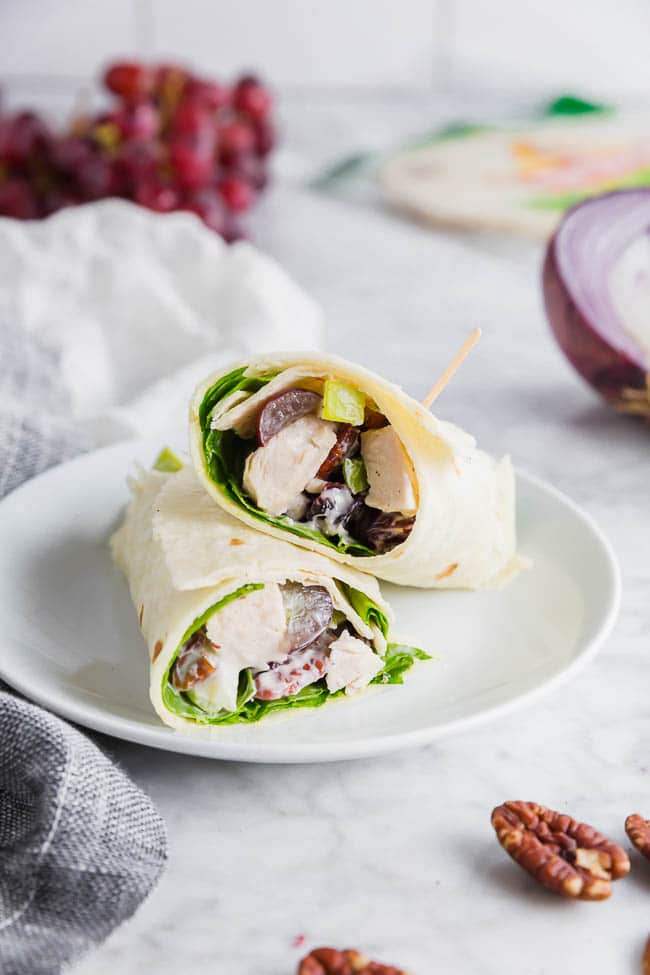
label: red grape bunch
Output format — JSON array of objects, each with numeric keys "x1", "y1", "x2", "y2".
[{"x1": 0, "y1": 62, "x2": 275, "y2": 241}]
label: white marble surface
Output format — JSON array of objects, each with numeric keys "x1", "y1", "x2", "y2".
[{"x1": 74, "y1": 93, "x2": 650, "y2": 975}]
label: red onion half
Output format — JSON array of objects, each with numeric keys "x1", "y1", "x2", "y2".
[{"x1": 543, "y1": 189, "x2": 650, "y2": 418}]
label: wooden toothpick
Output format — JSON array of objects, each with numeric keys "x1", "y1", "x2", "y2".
[{"x1": 421, "y1": 328, "x2": 482, "y2": 409}]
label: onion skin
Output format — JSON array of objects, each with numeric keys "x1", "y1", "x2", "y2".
[{"x1": 542, "y1": 190, "x2": 650, "y2": 417}]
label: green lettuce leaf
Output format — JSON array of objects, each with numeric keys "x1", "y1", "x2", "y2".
[
  {"x1": 199, "y1": 370, "x2": 376, "y2": 557},
  {"x1": 340, "y1": 583, "x2": 389, "y2": 638}
]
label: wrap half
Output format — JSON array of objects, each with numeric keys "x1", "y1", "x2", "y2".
[
  {"x1": 189, "y1": 352, "x2": 520, "y2": 589},
  {"x1": 111, "y1": 463, "x2": 427, "y2": 733}
]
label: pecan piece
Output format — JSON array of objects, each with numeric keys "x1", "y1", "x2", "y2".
[
  {"x1": 625, "y1": 814, "x2": 650, "y2": 860},
  {"x1": 298, "y1": 947, "x2": 408, "y2": 975},
  {"x1": 491, "y1": 801, "x2": 630, "y2": 900},
  {"x1": 317, "y1": 425, "x2": 360, "y2": 479}
]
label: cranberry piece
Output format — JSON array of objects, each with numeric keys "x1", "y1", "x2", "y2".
[
  {"x1": 232, "y1": 78, "x2": 272, "y2": 120},
  {"x1": 0, "y1": 179, "x2": 40, "y2": 219},
  {"x1": 218, "y1": 175, "x2": 255, "y2": 213},
  {"x1": 103, "y1": 61, "x2": 154, "y2": 102}
]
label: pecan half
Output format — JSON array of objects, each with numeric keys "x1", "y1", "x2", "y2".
[
  {"x1": 491, "y1": 801, "x2": 630, "y2": 900},
  {"x1": 625, "y1": 814, "x2": 650, "y2": 859},
  {"x1": 298, "y1": 947, "x2": 408, "y2": 975}
]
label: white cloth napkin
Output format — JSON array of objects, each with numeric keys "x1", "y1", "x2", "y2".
[{"x1": 0, "y1": 199, "x2": 323, "y2": 447}]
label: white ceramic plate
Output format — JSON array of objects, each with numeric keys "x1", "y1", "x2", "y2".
[{"x1": 0, "y1": 441, "x2": 619, "y2": 763}]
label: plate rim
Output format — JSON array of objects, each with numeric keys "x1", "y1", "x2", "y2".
[{"x1": 0, "y1": 442, "x2": 621, "y2": 763}]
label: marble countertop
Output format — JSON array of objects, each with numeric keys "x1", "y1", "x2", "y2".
[{"x1": 75, "y1": 93, "x2": 650, "y2": 975}]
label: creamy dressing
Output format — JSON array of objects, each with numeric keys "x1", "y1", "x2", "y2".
[{"x1": 608, "y1": 233, "x2": 650, "y2": 360}]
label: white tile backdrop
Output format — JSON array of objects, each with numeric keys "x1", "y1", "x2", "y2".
[{"x1": 1, "y1": 0, "x2": 650, "y2": 101}]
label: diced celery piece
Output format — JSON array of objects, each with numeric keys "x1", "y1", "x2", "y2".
[
  {"x1": 343, "y1": 457, "x2": 369, "y2": 494},
  {"x1": 321, "y1": 379, "x2": 365, "y2": 424},
  {"x1": 153, "y1": 447, "x2": 184, "y2": 473}
]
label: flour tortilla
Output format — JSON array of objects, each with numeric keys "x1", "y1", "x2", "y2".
[
  {"x1": 111, "y1": 465, "x2": 392, "y2": 734},
  {"x1": 380, "y1": 113, "x2": 650, "y2": 238},
  {"x1": 189, "y1": 352, "x2": 521, "y2": 589}
]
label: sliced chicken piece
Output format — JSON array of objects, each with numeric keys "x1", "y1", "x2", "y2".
[
  {"x1": 325, "y1": 631, "x2": 383, "y2": 695},
  {"x1": 360, "y1": 426, "x2": 417, "y2": 515},
  {"x1": 243, "y1": 414, "x2": 337, "y2": 516},
  {"x1": 189, "y1": 584, "x2": 287, "y2": 713}
]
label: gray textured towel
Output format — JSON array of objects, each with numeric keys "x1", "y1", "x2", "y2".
[{"x1": 0, "y1": 320, "x2": 167, "y2": 974}]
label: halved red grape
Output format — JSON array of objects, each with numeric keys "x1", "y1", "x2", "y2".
[
  {"x1": 317, "y1": 424, "x2": 360, "y2": 479},
  {"x1": 257, "y1": 388, "x2": 321, "y2": 445},
  {"x1": 281, "y1": 583, "x2": 333, "y2": 653},
  {"x1": 543, "y1": 189, "x2": 650, "y2": 416}
]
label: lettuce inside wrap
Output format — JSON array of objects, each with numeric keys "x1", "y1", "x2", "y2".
[
  {"x1": 161, "y1": 580, "x2": 429, "y2": 726},
  {"x1": 198, "y1": 367, "x2": 376, "y2": 556}
]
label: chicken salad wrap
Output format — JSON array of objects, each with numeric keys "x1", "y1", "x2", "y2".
[
  {"x1": 111, "y1": 459, "x2": 427, "y2": 732},
  {"x1": 189, "y1": 352, "x2": 520, "y2": 589}
]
